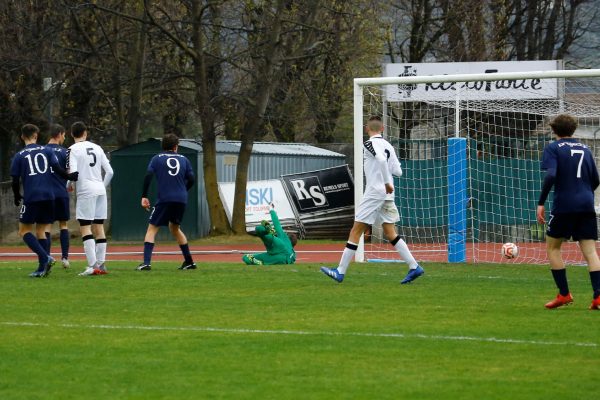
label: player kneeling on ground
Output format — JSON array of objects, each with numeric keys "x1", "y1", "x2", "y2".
[{"x1": 242, "y1": 204, "x2": 297, "y2": 266}]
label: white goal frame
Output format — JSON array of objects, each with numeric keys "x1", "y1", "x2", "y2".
[{"x1": 353, "y1": 68, "x2": 600, "y2": 262}]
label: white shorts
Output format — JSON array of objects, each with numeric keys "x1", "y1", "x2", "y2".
[
  {"x1": 76, "y1": 195, "x2": 107, "y2": 221},
  {"x1": 355, "y1": 198, "x2": 399, "y2": 225}
]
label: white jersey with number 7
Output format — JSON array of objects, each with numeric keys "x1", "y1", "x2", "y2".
[{"x1": 68, "y1": 141, "x2": 114, "y2": 198}]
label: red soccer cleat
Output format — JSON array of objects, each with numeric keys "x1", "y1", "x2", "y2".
[
  {"x1": 590, "y1": 296, "x2": 600, "y2": 310},
  {"x1": 545, "y1": 293, "x2": 573, "y2": 309},
  {"x1": 92, "y1": 268, "x2": 107, "y2": 275}
]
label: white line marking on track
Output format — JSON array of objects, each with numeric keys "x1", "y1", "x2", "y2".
[{"x1": 1, "y1": 321, "x2": 596, "y2": 347}]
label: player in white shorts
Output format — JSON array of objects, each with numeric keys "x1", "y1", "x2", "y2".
[
  {"x1": 321, "y1": 115, "x2": 423, "y2": 284},
  {"x1": 68, "y1": 121, "x2": 114, "y2": 276}
]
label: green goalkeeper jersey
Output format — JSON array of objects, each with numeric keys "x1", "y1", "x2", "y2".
[{"x1": 254, "y1": 209, "x2": 296, "y2": 263}]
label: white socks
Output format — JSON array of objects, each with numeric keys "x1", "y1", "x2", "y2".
[
  {"x1": 337, "y1": 242, "x2": 358, "y2": 274},
  {"x1": 96, "y1": 240, "x2": 107, "y2": 266},
  {"x1": 83, "y1": 236, "x2": 97, "y2": 268},
  {"x1": 393, "y1": 237, "x2": 418, "y2": 269}
]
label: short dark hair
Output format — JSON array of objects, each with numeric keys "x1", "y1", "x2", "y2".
[
  {"x1": 21, "y1": 124, "x2": 40, "y2": 139},
  {"x1": 366, "y1": 115, "x2": 383, "y2": 132},
  {"x1": 71, "y1": 121, "x2": 87, "y2": 138},
  {"x1": 288, "y1": 233, "x2": 298, "y2": 247},
  {"x1": 550, "y1": 114, "x2": 578, "y2": 137},
  {"x1": 49, "y1": 123, "x2": 66, "y2": 139},
  {"x1": 162, "y1": 133, "x2": 180, "y2": 151}
]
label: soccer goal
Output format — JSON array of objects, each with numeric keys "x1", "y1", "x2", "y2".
[{"x1": 354, "y1": 68, "x2": 600, "y2": 264}]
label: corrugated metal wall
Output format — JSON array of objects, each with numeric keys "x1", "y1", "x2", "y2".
[{"x1": 111, "y1": 139, "x2": 347, "y2": 239}]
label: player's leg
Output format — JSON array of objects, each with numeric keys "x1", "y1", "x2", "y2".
[
  {"x1": 320, "y1": 220, "x2": 369, "y2": 283},
  {"x1": 169, "y1": 222, "x2": 195, "y2": 270},
  {"x1": 545, "y1": 235, "x2": 572, "y2": 308},
  {"x1": 383, "y1": 223, "x2": 424, "y2": 284},
  {"x1": 56, "y1": 196, "x2": 71, "y2": 268},
  {"x1": 34, "y1": 204, "x2": 56, "y2": 277},
  {"x1": 167, "y1": 203, "x2": 195, "y2": 270},
  {"x1": 19, "y1": 201, "x2": 54, "y2": 277},
  {"x1": 243, "y1": 253, "x2": 260, "y2": 265},
  {"x1": 58, "y1": 221, "x2": 69, "y2": 268},
  {"x1": 19, "y1": 221, "x2": 49, "y2": 276},
  {"x1": 92, "y1": 195, "x2": 109, "y2": 273},
  {"x1": 574, "y1": 212, "x2": 600, "y2": 309},
  {"x1": 138, "y1": 224, "x2": 159, "y2": 271},
  {"x1": 243, "y1": 252, "x2": 267, "y2": 265},
  {"x1": 92, "y1": 221, "x2": 107, "y2": 273},
  {"x1": 76, "y1": 197, "x2": 98, "y2": 275},
  {"x1": 37, "y1": 222, "x2": 50, "y2": 258},
  {"x1": 259, "y1": 253, "x2": 289, "y2": 265},
  {"x1": 579, "y1": 239, "x2": 600, "y2": 310},
  {"x1": 42, "y1": 225, "x2": 51, "y2": 256}
]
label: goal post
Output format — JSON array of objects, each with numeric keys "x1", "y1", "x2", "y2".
[{"x1": 354, "y1": 68, "x2": 600, "y2": 264}]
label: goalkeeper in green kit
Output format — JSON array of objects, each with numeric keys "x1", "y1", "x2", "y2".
[{"x1": 242, "y1": 204, "x2": 297, "y2": 265}]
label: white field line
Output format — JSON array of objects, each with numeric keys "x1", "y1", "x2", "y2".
[
  {"x1": 0, "y1": 250, "x2": 342, "y2": 257},
  {"x1": 1, "y1": 321, "x2": 596, "y2": 348}
]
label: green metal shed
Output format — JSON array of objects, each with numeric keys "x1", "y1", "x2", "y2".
[
  {"x1": 110, "y1": 138, "x2": 346, "y2": 241},
  {"x1": 110, "y1": 139, "x2": 202, "y2": 241}
]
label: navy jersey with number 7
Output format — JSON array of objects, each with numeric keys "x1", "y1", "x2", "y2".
[
  {"x1": 147, "y1": 152, "x2": 194, "y2": 204},
  {"x1": 541, "y1": 138, "x2": 600, "y2": 214}
]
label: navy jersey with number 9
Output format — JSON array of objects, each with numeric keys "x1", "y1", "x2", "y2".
[
  {"x1": 541, "y1": 138, "x2": 600, "y2": 214},
  {"x1": 147, "y1": 152, "x2": 194, "y2": 204}
]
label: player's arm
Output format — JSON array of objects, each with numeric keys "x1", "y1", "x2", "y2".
[
  {"x1": 269, "y1": 206, "x2": 286, "y2": 238},
  {"x1": 101, "y1": 151, "x2": 114, "y2": 187},
  {"x1": 141, "y1": 170, "x2": 154, "y2": 210},
  {"x1": 389, "y1": 150, "x2": 403, "y2": 177},
  {"x1": 371, "y1": 141, "x2": 394, "y2": 193},
  {"x1": 48, "y1": 151, "x2": 78, "y2": 181},
  {"x1": 11, "y1": 176, "x2": 22, "y2": 206},
  {"x1": 538, "y1": 168, "x2": 556, "y2": 206},
  {"x1": 536, "y1": 167, "x2": 555, "y2": 225},
  {"x1": 185, "y1": 162, "x2": 195, "y2": 191},
  {"x1": 590, "y1": 158, "x2": 600, "y2": 191},
  {"x1": 255, "y1": 225, "x2": 275, "y2": 246},
  {"x1": 67, "y1": 147, "x2": 78, "y2": 173}
]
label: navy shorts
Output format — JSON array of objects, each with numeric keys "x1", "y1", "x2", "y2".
[
  {"x1": 20, "y1": 200, "x2": 55, "y2": 225},
  {"x1": 149, "y1": 202, "x2": 186, "y2": 227},
  {"x1": 547, "y1": 212, "x2": 598, "y2": 241},
  {"x1": 53, "y1": 197, "x2": 70, "y2": 222}
]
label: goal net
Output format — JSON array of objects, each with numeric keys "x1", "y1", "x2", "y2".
[{"x1": 355, "y1": 69, "x2": 600, "y2": 264}]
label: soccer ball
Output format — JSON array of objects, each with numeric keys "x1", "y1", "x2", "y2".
[{"x1": 501, "y1": 242, "x2": 518, "y2": 259}]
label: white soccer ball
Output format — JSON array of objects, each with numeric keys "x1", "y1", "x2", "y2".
[{"x1": 501, "y1": 242, "x2": 518, "y2": 259}]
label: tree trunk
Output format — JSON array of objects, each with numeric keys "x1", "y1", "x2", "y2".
[{"x1": 127, "y1": 8, "x2": 147, "y2": 145}]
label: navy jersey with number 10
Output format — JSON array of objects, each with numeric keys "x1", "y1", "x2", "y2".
[
  {"x1": 10, "y1": 144, "x2": 59, "y2": 203},
  {"x1": 147, "y1": 152, "x2": 194, "y2": 204},
  {"x1": 541, "y1": 138, "x2": 600, "y2": 214}
]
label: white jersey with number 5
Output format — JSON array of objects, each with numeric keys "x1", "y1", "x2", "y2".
[{"x1": 68, "y1": 141, "x2": 114, "y2": 198}]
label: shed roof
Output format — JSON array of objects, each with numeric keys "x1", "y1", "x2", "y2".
[
  {"x1": 112, "y1": 138, "x2": 345, "y2": 158},
  {"x1": 181, "y1": 139, "x2": 345, "y2": 158}
]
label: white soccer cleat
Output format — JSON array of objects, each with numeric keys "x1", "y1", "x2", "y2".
[
  {"x1": 78, "y1": 267, "x2": 96, "y2": 276},
  {"x1": 61, "y1": 258, "x2": 70, "y2": 269}
]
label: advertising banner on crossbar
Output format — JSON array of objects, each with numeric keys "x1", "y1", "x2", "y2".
[{"x1": 384, "y1": 60, "x2": 561, "y2": 101}]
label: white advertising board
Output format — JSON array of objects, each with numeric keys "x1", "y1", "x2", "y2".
[
  {"x1": 384, "y1": 60, "x2": 561, "y2": 101},
  {"x1": 218, "y1": 179, "x2": 296, "y2": 231}
]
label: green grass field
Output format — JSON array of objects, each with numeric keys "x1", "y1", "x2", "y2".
[{"x1": 0, "y1": 261, "x2": 597, "y2": 399}]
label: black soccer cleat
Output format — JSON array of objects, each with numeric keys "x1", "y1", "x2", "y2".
[
  {"x1": 179, "y1": 261, "x2": 197, "y2": 270},
  {"x1": 136, "y1": 263, "x2": 151, "y2": 271}
]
